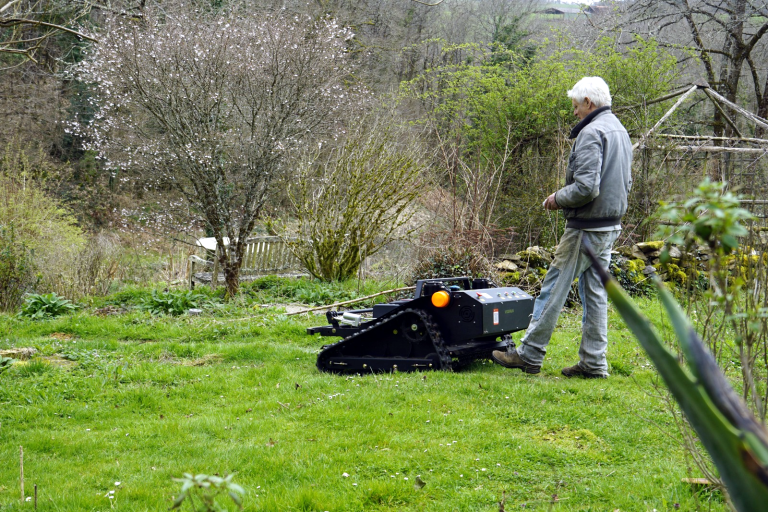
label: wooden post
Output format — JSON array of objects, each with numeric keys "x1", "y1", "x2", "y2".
[
  {"x1": 188, "y1": 257, "x2": 195, "y2": 290},
  {"x1": 20, "y1": 446, "x2": 23, "y2": 504}
]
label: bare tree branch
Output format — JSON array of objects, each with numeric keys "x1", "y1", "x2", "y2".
[{"x1": 0, "y1": 17, "x2": 97, "y2": 41}]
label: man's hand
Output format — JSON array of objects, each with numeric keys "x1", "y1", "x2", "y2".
[{"x1": 543, "y1": 193, "x2": 561, "y2": 210}]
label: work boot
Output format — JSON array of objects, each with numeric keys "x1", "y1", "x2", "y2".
[
  {"x1": 561, "y1": 363, "x2": 607, "y2": 379},
  {"x1": 491, "y1": 348, "x2": 541, "y2": 374}
]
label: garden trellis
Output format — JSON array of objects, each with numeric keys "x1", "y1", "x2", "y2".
[{"x1": 621, "y1": 80, "x2": 768, "y2": 237}]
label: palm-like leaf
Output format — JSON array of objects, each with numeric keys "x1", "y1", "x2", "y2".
[{"x1": 584, "y1": 245, "x2": 768, "y2": 511}]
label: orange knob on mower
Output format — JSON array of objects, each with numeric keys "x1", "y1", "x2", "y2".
[{"x1": 431, "y1": 290, "x2": 451, "y2": 308}]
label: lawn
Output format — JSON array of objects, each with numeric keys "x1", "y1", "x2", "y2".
[{"x1": 0, "y1": 282, "x2": 726, "y2": 511}]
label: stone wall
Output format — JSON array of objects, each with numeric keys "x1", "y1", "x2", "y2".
[{"x1": 495, "y1": 241, "x2": 714, "y2": 296}]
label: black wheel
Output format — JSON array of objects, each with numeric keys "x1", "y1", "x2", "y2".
[{"x1": 399, "y1": 315, "x2": 427, "y2": 343}]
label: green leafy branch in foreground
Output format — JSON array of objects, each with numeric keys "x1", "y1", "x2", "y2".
[
  {"x1": 171, "y1": 473, "x2": 244, "y2": 512},
  {"x1": 655, "y1": 179, "x2": 753, "y2": 256},
  {"x1": 585, "y1": 245, "x2": 768, "y2": 511}
]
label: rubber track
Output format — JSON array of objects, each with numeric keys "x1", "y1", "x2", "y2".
[{"x1": 317, "y1": 308, "x2": 453, "y2": 372}]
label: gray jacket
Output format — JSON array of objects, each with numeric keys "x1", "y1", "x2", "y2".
[{"x1": 554, "y1": 108, "x2": 633, "y2": 229}]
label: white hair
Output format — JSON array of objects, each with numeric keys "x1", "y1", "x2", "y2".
[{"x1": 567, "y1": 77, "x2": 612, "y2": 107}]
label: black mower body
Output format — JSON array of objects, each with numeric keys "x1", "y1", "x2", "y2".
[{"x1": 308, "y1": 277, "x2": 534, "y2": 373}]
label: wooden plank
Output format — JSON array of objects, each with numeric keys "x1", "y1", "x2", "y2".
[
  {"x1": 704, "y1": 88, "x2": 768, "y2": 130},
  {"x1": 189, "y1": 236, "x2": 305, "y2": 283},
  {"x1": 704, "y1": 88, "x2": 743, "y2": 138},
  {"x1": 614, "y1": 85, "x2": 696, "y2": 112},
  {"x1": 257, "y1": 240, "x2": 268, "y2": 270},
  {"x1": 648, "y1": 145, "x2": 768, "y2": 154},
  {"x1": 244, "y1": 241, "x2": 256, "y2": 270},
  {"x1": 278, "y1": 240, "x2": 290, "y2": 270},
  {"x1": 654, "y1": 134, "x2": 768, "y2": 145},
  {"x1": 266, "y1": 240, "x2": 277, "y2": 271},
  {"x1": 633, "y1": 85, "x2": 699, "y2": 151}
]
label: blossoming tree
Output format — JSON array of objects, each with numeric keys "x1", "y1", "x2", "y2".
[{"x1": 75, "y1": 7, "x2": 357, "y2": 296}]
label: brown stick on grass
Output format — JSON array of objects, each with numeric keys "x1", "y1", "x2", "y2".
[
  {"x1": 20, "y1": 446, "x2": 23, "y2": 504},
  {"x1": 285, "y1": 286, "x2": 415, "y2": 316}
]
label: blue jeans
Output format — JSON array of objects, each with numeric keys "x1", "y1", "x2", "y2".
[{"x1": 516, "y1": 228, "x2": 619, "y2": 375}]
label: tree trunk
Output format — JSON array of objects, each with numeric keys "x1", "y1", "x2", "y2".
[
  {"x1": 221, "y1": 238, "x2": 248, "y2": 298},
  {"x1": 223, "y1": 260, "x2": 240, "y2": 298}
]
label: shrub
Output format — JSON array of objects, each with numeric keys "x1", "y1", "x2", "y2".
[
  {"x1": 294, "y1": 284, "x2": 356, "y2": 306},
  {"x1": 43, "y1": 232, "x2": 123, "y2": 300},
  {"x1": 19, "y1": 293, "x2": 77, "y2": 319},
  {"x1": 402, "y1": 35, "x2": 679, "y2": 246},
  {"x1": 1, "y1": 142, "x2": 88, "y2": 301},
  {"x1": 289, "y1": 114, "x2": 426, "y2": 281},
  {"x1": 248, "y1": 275, "x2": 292, "y2": 292},
  {"x1": 138, "y1": 290, "x2": 211, "y2": 316},
  {"x1": 0, "y1": 149, "x2": 84, "y2": 255},
  {"x1": 411, "y1": 245, "x2": 497, "y2": 283},
  {"x1": 652, "y1": 179, "x2": 768, "y2": 493},
  {"x1": 0, "y1": 224, "x2": 39, "y2": 312}
]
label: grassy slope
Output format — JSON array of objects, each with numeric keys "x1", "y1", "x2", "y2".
[{"x1": 0, "y1": 299, "x2": 725, "y2": 511}]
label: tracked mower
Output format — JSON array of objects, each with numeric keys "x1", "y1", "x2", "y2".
[{"x1": 308, "y1": 277, "x2": 535, "y2": 373}]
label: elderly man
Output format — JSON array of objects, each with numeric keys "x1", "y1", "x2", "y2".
[{"x1": 492, "y1": 76, "x2": 632, "y2": 379}]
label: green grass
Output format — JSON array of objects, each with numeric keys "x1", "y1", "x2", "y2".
[{"x1": 0, "y1": 286, "x2": 727, "y2": 511}]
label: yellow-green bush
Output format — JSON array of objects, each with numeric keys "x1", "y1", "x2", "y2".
[{"x1": 1, "y1": 145, "x2": 85, "y2": 304}]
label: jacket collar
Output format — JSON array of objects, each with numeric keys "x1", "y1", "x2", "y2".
[{"x1": 569, "y1": 106, "x2": 612, "y2": 139}]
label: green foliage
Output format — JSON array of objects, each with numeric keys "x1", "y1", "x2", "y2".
[
  {"x1": 138, "y1": 290, "x2": 212, "y2": 316},
  {"x1": 656, "y1": 179, "x2": 754, "y2": 256},
  {"x1": 599, "y1": 270, "x2": 768, "y2": 511},
  {"x1": 19, "y1": 293, "x2": 77, "y2": 319},
  {"x1": 0, "y1": 143, "x2": 84, "y2": 255},
  {"x1": 105, "y1": 286, "x2": 157, "y2": 306},
  {"x1": 289, "y1": 116, "x2": 426, "y2": 281},
  {"x1": 14, "y1": 359, "x2": 52, "y2": 377},
  {"x1": 404, "y1": 35, "x2": 677, "y2": 156},
  {"x1": 242, "y1": 276, "x2": 410, "y2": 307},
  {"x1": 653, "y1": 180, "x2": 757, "y2": 356},
  {"x1": 652, "y1": 179, "x2": 768, "y2": 492},
  {"x1": 243, "y1": 277, "x2": 359, "y2": 306},
  {"x1": 0, "y1": 224, "x2": 39, "y2": 312},
  {"x1": 0, "y1": 142, "x2": 90, "y2": 298},
  {"x1": 0, "y1": 356, "x2": 14, "y2": 373},
  {"x1": 171, "y1": 473, "x2": 244, "y2": 512},
  {"x1": 402, "y1": 35, "x2": 679, "y2": 244},
  {"x1": 293, "y1": 286, "x2": 355, "y2": 307}
]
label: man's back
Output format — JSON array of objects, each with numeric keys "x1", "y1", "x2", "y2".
[{"x1": 560, "y1": 110, "x2": 633, "y2": 226}]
